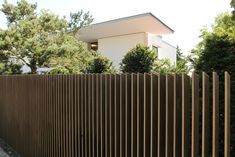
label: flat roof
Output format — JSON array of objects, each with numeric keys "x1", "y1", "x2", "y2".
[{"x1": 78, "y1": 13, "x2": 174, "y2": 43}]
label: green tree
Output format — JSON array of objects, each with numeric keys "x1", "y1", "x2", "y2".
[
  {"x1": 0, "y1": 61, "x2": 22, "y2": 74},
  {"x1": 47, "y1": 66, "x2": 80, "y2": 74},
  {"x1": 175, "y1": 46, "x2": 190, "y2": 73},
  {"x1": 0, "y1": 0, "x2": 93, "y2": 74},
  {"x1": 120, "y1": 44, "x2": 157, "y2": 73},
  {"x1": 154, "y1": 59, "x2": 175, "y2": 73},
  {"x1": 86, "y1": 53, "x2": 116, "y2": 73},
  {"x1": 176, "y1": 45, "x2": 183, "y2": 61},
  {"x1": 232, "y1": 0, "x2": 235, "y2": 19},
  {"x1": 154, "y1": 46, "x2": 189, "y2": 74},
  {"x1": 190, "y1": 12, "x2": 235, "y2": 155},
  {"x1": 153, "y1": 58, "x2": 189, "y2": 74},
  {"x1": 68, "y1": 10, "x2": 94, "y2": 35}
]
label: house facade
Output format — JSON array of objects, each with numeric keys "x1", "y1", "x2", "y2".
[{"x1": 79, "y1": 13, "x2": 176, "y2": 67}]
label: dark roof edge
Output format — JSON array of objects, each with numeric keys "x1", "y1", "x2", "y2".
[
  {"x1": 147, "y1": 12, "x2": 174, "y2": 33},
  {"x1": 85, "y1": 12, "x2": 174, "y2": 33}
]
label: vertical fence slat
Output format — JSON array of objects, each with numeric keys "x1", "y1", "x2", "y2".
[
  {"x1": 77, "y1": 75, "x2": 81, "y2": 157},
  {"x1": 182, "y1": 74, "x2": 190, "y2": 157},
  {"x1": 150, "y1": 74, "x2": 158, "y2": 157},
  {"x1": 165, "y1": 74, "x2": 174, "y2": 157},
  {"x1": 59, "y1": 75, "x2": 63, "y2": 157},
  {"x1": 144, "y1": 73, "x2": 151, "y2": 157},
  {"x1": 224, "y1": 72, "x2": 230, "y2": 157},
  {"x1": 88, "y1": 74, "x2": 91, "y2": 157},
  {"x1": 71, "y1": 75, "x2": 75, "y2": 157},
  {"x1": 191, "y1": 72, "x2": 199, "y2": 157},
  {"x1": 101, "y1": 74, "x2": 105, "y2": 157},
  {"x1": 125, "y1": 74, "x2": 131, "y2": 157},
  {"x1": 115, "y1": 75, "x2": 120, "y2": 157},
  {"x1": 92, "y1": 74, "x2": 95, "y2": 157},
  {"x1": 96, "y1": 74, "x2": 100, "y2": 157},
  {"x1": 105, "y1": 74, "x2": 110, "y2": 157},
  {"x1": 173, "y1": 74, "x2": 182, "y2": 157},
  {"x1": 202, "y1": 72, "x2": 210, "y2": 157},
  {"x1": 157, "y1": 74, "x2": 166, "y2": 157},
  {"x1": 0, "y1": 72, "x2": 230, "y2": 157},
  {"x1": 212, "y1": 72, "x2": 219, "y2": 157},
  {"x1": 137, "y1": 73, "x2": 144, "y2": 157},
  {"x1": 120, "y1": 74, "x2": 125, "y2": 157},
  {"x1": 46, "y1": 75, "x2": 49, "y2": 157},
  {"x1": 81, "y1": 75, "x2": 84, "y2": 157},
  {"x1": 131, "y1": 74, "x2": 137, "y2": 157},
  {"x1": 110, "y1": 74, "x2": 115, "y2": 157}
]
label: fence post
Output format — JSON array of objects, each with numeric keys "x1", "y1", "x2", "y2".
[
  {"x1": 212, "y1": 72, "x2": 219, "y2": 157},
  {"x1": 150, "y1": 73, "x2": 158, "y2": 157},
  {"x1": 165, "y1": 74, "x2": 174, "y2": 157},
  {"x1": 224, "y1": 72, "x2": 230, "y2": 157},
  {"x1": 202, "y1": 72, "x2": 209, "y2": 157},
  {"x1": 157, "y1": 74, "x2": 166, "y2": 157},
  {"x1": 191, "y1": 72, "x2": 199, "y2": 157},
  {"x1": 173, "y1": 74, "x2": 182, "y2": 157},
  {"x1": 181, "y1": 74, "x2": 190, "y2": 157}
]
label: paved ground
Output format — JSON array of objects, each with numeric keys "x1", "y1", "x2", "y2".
[
  {"x1": 0, "y1": 139, "x2": 21, "y2": 157},
  {"x1": 0, "y1": 147, "x2": 9, "y2": 157}
]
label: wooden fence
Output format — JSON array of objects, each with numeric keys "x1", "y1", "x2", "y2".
[{"x1": 0, "y1": 72, "x2": 231, "y2": 157}]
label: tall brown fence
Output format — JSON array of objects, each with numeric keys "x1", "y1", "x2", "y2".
[{"x1": 0, "y1": 72, "x2": 231, "y2": 157}]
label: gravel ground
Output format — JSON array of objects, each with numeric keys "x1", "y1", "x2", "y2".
[{"x1": 0, "y1": 139, "x2": 21, "y2": 157}]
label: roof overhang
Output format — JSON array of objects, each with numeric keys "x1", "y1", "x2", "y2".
[{"x1": 78, "y1": 13, "x2": 174, "y2": 43}]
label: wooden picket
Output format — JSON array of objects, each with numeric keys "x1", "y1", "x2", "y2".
[{"x1": 0, "y1": 72, "x2": 231, "y2": 157}]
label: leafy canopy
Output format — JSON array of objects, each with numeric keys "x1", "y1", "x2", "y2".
[
  {"x1": 232, "y1": 0, "x2": 235, "y2": 19},
  {"x1": 120, "y1": 44, "x2": 189, "y2": 73},
  {"x1": 190, "y1": 12, "x2": 235, "y2": 155},
  {"x1": 190, "y1": 12, "x2": 235, "y2": 73},
  {"x1": 0, "y1": 0, "x2": 94, "y2": 74},
  {"x1": 86, "y1": 52, "x2": 116, "y2": 73},
  {"x1": 120, "y1": 44, "x2": 157, "y2": 73}
]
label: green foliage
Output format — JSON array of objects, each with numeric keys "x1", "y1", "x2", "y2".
[
  {"x1": 47, "y1": 66, "x2": 80, "y2": 74},
  {"x1": 86, "y1": 53, "x2": 116, "y2": 73},
  {"x1": 176, "y1": 45, "x2": 183, "y2": 61},
  {"x1": 154, "y1": 59, "x2": 175, "y2": 73},
  {"x1": 175, "y1": 46, "x2": 190, "y2": 73},
  {"x1": 153, "y1": 58, "x2": 189, "y2": 74},
  {"x1": 190, "y1": 12, "x2": 235, "y2": 155},
  {"x1": 153, "y1": 46, "x2": 189, "y2": 74},
  {"x1": 0, "y1": 61, "x2": 22, "y2": 74},
  {"x1": 120, "y1": 44, "x2": 157, "y2": 73},
  {"x1": 0, "y1": 0, "x2": 93, "y2": 74},
  {"x1": 120, "y1": 44, "x2": 189, "y2": 74},
  {"x1": 68, "y1": 10, "x2": 94, "y2": 35},
  {"x1": 191, "y1": 13, "x2": 235, "y2": 72},
  {"x1": 231, "y1": 0, "x2": 235, "y2": 20},
  {"x1": 175, "y1": 59, "x2": 189, "y2": 73}
]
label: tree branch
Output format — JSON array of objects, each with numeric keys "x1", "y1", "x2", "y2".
[{"x1": 17, "y1": 56, "x2": 31, "y2": 67}]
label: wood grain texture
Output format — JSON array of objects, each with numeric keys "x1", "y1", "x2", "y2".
[{"x1": 0, "y1": 72, "x2": 228, "y2": 157}]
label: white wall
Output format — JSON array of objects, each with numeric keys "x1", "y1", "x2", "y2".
[
  {"x1": 98, "y1": 33, "x2": 147, "y2": 67},
  {"x1": 148, "y1": 34, "x2": 176, "y2": 65}
]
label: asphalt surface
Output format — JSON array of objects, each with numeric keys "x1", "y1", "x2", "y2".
[
  {"x1": 0, "y1": 139, "x2": 21, "y2": 157},
  {"x1": 0, "y1": 147, "x2": 9, "y2": 157}
]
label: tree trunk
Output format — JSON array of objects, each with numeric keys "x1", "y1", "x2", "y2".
[{"x1": 30, "y1": 64, "x2": 37, "y2": 74}]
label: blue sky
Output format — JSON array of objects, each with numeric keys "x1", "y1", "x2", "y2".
[{"x1": 0, "y1": 0, "x2": 233, "y2": 54}]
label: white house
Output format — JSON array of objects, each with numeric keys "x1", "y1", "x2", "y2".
[{"x1": 79, "y1": 13, "x2": 176, "y2": 67}]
